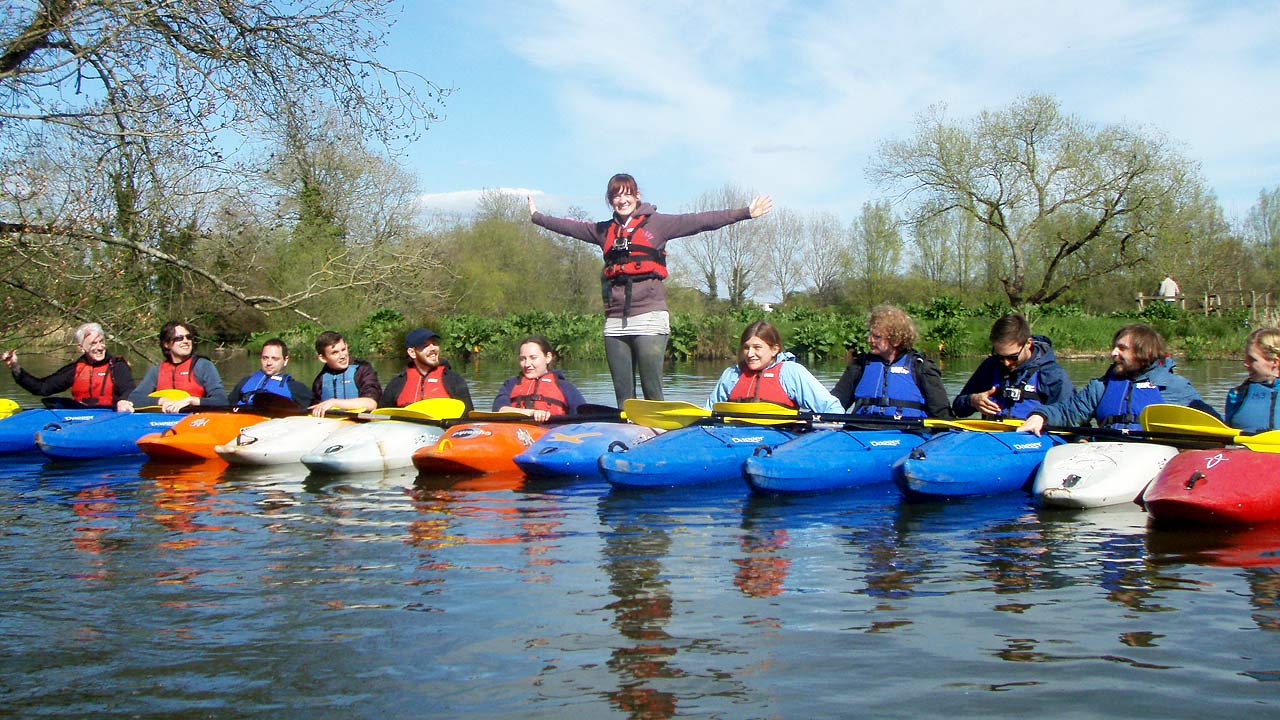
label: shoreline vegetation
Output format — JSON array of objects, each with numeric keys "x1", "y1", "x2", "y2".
[{"x1": 9, "y1": 299, "x2": 1258, "y2": 367}]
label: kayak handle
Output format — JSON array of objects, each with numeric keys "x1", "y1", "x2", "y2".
[
  {"x1": 606, "y1": 440, "x2": 629, "y2": 454},
  {"x1": 1185, "y1": 471, "x2": 1206, "y2": 491},
  {"x1": 753, "y1": 444, "x2": 773, "y2": 457}
]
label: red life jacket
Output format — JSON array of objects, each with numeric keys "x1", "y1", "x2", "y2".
[
  {"x1": 508, "y1": 373, "x2": 570, "y2": 415},
  {"x1": 602, "y1": 215, "x2": 667, "y2": 281},
  {"x1": 395, "y1": 365, "x2": 451, "y2": 407},
  {"x1": 727, "y1": 365, "x2": 799, "y2": 409},
  {"x1": 71, "y1": 356, "x2": 123, "y2": 407},
  {"x1": 157, "y1": 356, "x2": 207, "y2": 398}
]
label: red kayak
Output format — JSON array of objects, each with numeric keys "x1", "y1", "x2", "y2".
[
  {"x1": 1143, "y1": 448, "x2": 1280, "y2": 525},
  {"x1": 138, "y1": 411, "x2": 271, "y2": 461},
  {"x1": 413, "y1": 422, "x2": 548, "y2": 475}
]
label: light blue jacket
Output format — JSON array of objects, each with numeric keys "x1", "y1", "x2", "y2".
[
  {"x1": 1032, "y1": 357, "x2": 1212, "y2": 427},
  {"x1": 706, "y1": 352, "x2": 844, "y2": 414}
]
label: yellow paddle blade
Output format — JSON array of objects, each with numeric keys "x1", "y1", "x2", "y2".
[
  {"x1": 623, "y1": 399, "x2": 711, "y2": 429},
  {"x1": 1234, "y1": 430, "x2": 1280, "y2": 453},
  {"x1": 466, "y1": 410, "x2": 535, "y2": 420},
  {"x1": 149, "y1": 389, "x2": 191, "y2": 401},
  {"x1": 711, "y1": 401, "x2": 800, "y2": 426},
  {"x1": 924, "y1": 418, "x2": 1019, "y2": 432},
  {"x1": 1140, "y1": 404, "x2": 1237, "y2": 438},
  {"x1": 378, "y1": 394, "x2": 471, "y2": 417},
  {"x1": 0, "y1": 398, "x2": 19, "y2": 418}
]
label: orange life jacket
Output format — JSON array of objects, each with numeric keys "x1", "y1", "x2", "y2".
[
  {"x1": 395, "y1": 365, "x2": 451, "y2": 407},
  {"x1": 508, "y1": 373, "x2": 570, "y2": 415},
  {"x1": 727, "y1": 365, "x2": 799, "y2": 409},
  {"x1": 157, "y1": 356, "x2": 207, "y2": 398},
  {"x1": 71, "y1": 357, "x2": 123, "y2": 407}
]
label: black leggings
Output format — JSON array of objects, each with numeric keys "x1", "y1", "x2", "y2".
[{"x1": 603, "y1": 334, "x2": 667, "y2": 405}]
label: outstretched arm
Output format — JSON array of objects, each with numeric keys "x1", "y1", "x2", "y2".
[{"x1": 749, "y1": 195, "x2": 773, "y2": 218}]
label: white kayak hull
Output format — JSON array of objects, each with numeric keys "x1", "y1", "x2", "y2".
[
  {"x1": 1034, "y1": 441, "x2": 1179, "y2": 509},
  {"x1": 214, "y1": 416, "x2": 348, "y2": 466},
  {"x1": 300, "y1": 419, "x2": 445, "y2": 474}
]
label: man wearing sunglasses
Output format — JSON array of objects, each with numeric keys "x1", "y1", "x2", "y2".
[{"x1": 951, "y1": 313, "x2": 1073, "y2": 420}]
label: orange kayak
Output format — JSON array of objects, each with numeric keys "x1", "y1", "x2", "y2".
[
  {"x1": 413, "y1": 422, "x2": 548, "y2": 475},
  {"x1": 138, "y1": 411, "x2": 271, "y2": 461}
]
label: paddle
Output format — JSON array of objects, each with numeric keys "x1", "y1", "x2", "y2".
[
  {"x1": 1140, "y1": 403, "x2": 1280, "y2": 452},
  {"x1": 623, "y1": 399, "x2": 1013, "y2": 432},
  {"x1": 0, "y1": 397, "x2": 18, "y2": 419},
  {"x1": 319, "y1": 397, "x2": 471, "y2": 424},
  {"x1": 462, "y1": 404, "x2": 624, "y2": 425}
]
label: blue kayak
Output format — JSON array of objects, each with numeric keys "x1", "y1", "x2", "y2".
[
  {"x1": 744, "y1": 428, "x2": 929, "y2": 494},
  {"x1": 36, "y1": 411, "x2": 185, "y2": 460},
  {"x1": 894, "y1": 430, "x2": 1066, "y2": 499},
  {"x1": 599, "y1": 423, "x2": 796, "y2": 488},
  {"x1": 0, "y1": 408, "x2": 114, "y2": 454},
  {"x1": 513, "y1": 422, "x2": 661, "y2": 478}
]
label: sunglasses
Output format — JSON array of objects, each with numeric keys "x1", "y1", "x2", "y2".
[
  {"x1": 170, "y1": 333, "x2": 195, "y2": 342},
  {"x1": 990, "y1": 344, "x2": 1025, "y2": 363}
]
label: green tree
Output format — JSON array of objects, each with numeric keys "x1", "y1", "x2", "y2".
[{"x1": 871, "y1": 94, "x2": 1209, "y2": 306}]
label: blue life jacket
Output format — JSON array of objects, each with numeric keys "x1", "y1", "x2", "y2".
[
  {"x1": 981, "y1": 364, "x2": 1045, "y2": 420},
  {"x1": 318, "y1": 365, "x2": 360, "y2": 401},
  {"x1": 851, "y1": 353, "x2": 928, "y2": 419},
  {"x1": 1225, "y1": 381, "x2": 1280, "y2": 433},
  {"x1": 1095, "y1": 376, "x2": 1164, "y2": 430},
  {"x1": 237, "y1": 370, "x2": 295, "y2": 404}
]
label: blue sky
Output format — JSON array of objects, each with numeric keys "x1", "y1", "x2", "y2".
[{"x1": 388, "y1": 1, "x2": 1279, "y2": 223}]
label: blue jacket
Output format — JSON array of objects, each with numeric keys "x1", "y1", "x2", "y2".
[
  {"x1": 952, "y1": 336, "x2": 1074, "y2": 419},
  {"x1": 1033, "y1": 356, "x2": 1215, "y2": 428},
  {"x1": 1225, "y1": 380, "x2": 1280, "y2": 433}
]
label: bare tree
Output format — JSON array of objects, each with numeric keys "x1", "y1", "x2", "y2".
[
  {"x1": 798, "y1": 210, "x2": 850, "y2": 303},
  {"x1": 849, "y1": 200, "x2": 902, "y2": 304},
  {"x1": 870, "y1": 94, "x2": 1206, "y2": 305},
  {"x1": 0, "y1": 1, "x2": 447, "y2": 338},
  {"x1": 759, "y1": 208, "x2": 805, "y2": 303}
]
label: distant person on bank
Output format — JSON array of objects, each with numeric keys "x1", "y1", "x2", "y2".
[{"x1": 1158, "y1": 274, "x2": 1180, "y2": 303}]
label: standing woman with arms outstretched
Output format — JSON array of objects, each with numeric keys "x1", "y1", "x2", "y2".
[{"x1": 529, "y1": 174, "x2": 772, "y2": 406}]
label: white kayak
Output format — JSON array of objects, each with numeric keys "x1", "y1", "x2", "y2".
[
  {"x1": 214, "y1": 416, "x2": 348, "y2": 466},
  {"x1": 1033, "y1": 440, "x2": 1179, "y2": 509},
  {"x1": 300, "y1": 419, "x2": 445, "y2": 474}
]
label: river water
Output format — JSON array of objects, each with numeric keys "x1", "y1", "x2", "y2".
[{"x1": 2, "y1": 353, "x2": 1277, "y2": 718}]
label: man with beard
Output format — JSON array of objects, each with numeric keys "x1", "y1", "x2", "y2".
[
  {"x1": 3, "y1": 322, "x2": 135, "y2": 408},
  {"x1": 1018, "y1": 322, "x2": 1217, "y2": 435},
  {"x1": 379, "y1": 328, "x2": 473, "y2": 412}
]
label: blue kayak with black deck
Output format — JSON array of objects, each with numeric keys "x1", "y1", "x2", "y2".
[
  {"x1": 513, "y1": 421, "x2": 661, "y2": 478},
  {"x1": 600, "y1": 423, "x2": 797, "y2": 488},
  {"x1": 36, "y1": 411, "x2": 186, "y2": 460},
  {"x1": 0, "y1": 407, "x2": 114, "y2": 454},
  {"x1": 894, "y1": 430, "x2": 1065, "y2": 499},
  {"x1": 744, "y1": 427, "x2": 929, "y2": 494}
]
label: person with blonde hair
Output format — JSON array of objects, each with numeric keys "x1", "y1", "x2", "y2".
[
  {"x1": 830, "y1": 305, "x2": 952, "y2": 418},
  {"x1": 1225, "y1": 327, "x2": 1280, "y2": 433}
]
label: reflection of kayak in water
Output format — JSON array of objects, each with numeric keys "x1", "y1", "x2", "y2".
[
  {"x1": 513, "y1": 422, "x2": 660, "y2": 478},
  {"x1": 36, "y1": 411, "x2": 184, "y2": 460},
  {"x1": 0, "y1": 407, "x2": 113, "y2": 454},
  {"x1": 1034, "y1": 441, "x2": 1178, "y2": 509},
  {"x1": 1147, "y1": 520, "x2": 1280, "y2": 568},
  {"x1": 1144, "y1": 448, "x2": 1280, "y2": 525},
  {"x1": 413, "y1": 422, "x2": 548, "y2": 475},
  {"x1": 138, "y1": 411, "x2": 271, "y2": 462},
  {"x1": 301, "y1": 419, "x2": 446, "y2": 475}
]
